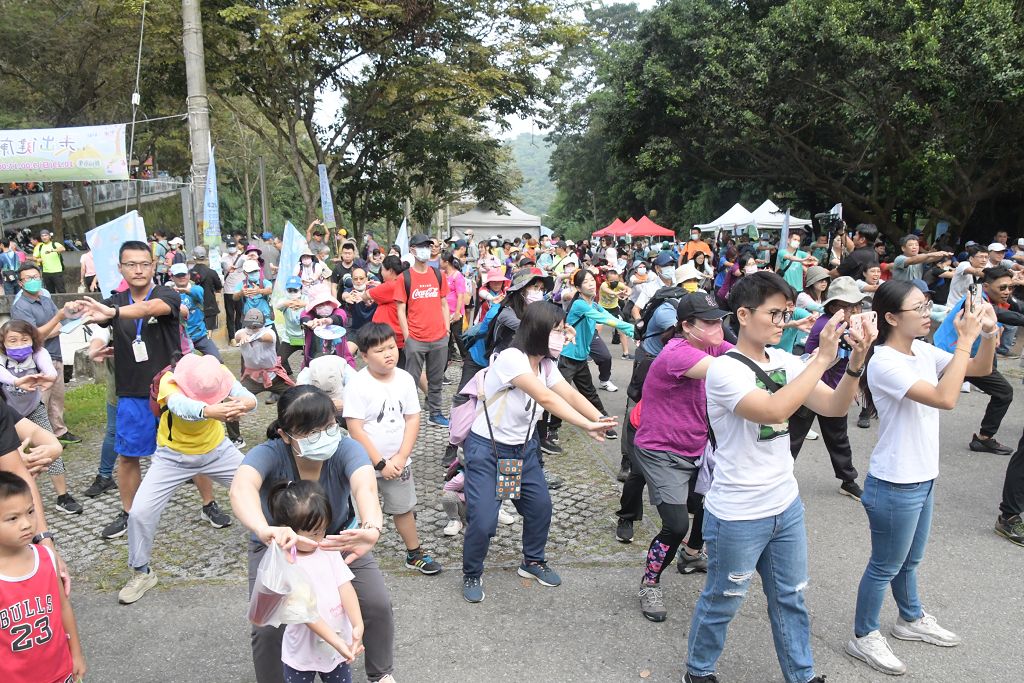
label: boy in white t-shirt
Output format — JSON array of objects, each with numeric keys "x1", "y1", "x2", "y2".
[
  {"x1": 685, "y1": 271, "x2": 873, "y2": 683},
  {"x1": 343, "y1": 323, "x2": 442, "y2": 575}
]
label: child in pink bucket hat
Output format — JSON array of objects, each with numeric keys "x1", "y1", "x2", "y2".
[{"x1": 116, "y1": 352, "x2": 257, "y2": 606}]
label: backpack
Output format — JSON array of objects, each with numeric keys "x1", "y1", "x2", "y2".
[
  {"x1": 463, "y1": 302, "x2": 502, "y2": 367},
  {"x1": 401, "y1": 265, "x2": 443, "y2": 298},
  {"x1": 448, "y1": 359, "x2": 553, "y2": 446},
  {"x1": 148, "y1": 364, "x2": 177, "y2": 440},
  {"x1": 635, "y1": 285, "x2": 688, "y2": 340}
]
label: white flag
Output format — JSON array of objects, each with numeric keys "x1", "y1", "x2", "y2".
[{"x1": 395, "y1": 218, "x2": 409, "y2": 256}]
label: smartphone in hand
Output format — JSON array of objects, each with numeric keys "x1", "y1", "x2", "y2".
[{"x1": 849, "y1": 311, "x2": 877, "y2": 338}]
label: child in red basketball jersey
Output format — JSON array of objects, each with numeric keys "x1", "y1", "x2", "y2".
[{"x1": 0, "y1": 472, "x2": 85, "y2": 682}]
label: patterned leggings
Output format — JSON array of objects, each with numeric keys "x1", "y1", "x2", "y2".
[
  {"x1": 26, "y1": 402, "x2": 65, "y2": 475},
  {"x1": 282, "y1": 663, "x2": 351, "y2": 683}
]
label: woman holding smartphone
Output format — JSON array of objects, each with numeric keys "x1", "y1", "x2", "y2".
[{"x1": 846, "y1": 281, "x2": 997, "y2": 676}]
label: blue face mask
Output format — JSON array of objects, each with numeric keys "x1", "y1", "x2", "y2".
[
  {"x1": 290, "y1": 425, "x2": 342, "y2": 461},
  {"x1": 247, "y1": 273, "x2": 260, "y2": 283},
  {"x1": 22, "y1": 278, "x2": 42, "y2": 294}
]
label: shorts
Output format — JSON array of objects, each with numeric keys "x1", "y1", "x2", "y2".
[
  {"x1": 633, "y1": 446, "x2": 700, "y2": 507},
  {"x1": 378, "y1": 466, "x2": 417, "y2": 515},
  {"x1": 115, "y1": 396, "x2": 158, "y2": 458}
]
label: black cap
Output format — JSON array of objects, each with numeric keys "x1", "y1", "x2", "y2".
[
  {"x1": 409, "y1": 233, "x2": 432, "y2": 247},
  {"x1": 676, "y1": 292, "x2": 730, "y2": 322},
  {"x1": 453, "y1": 239, "x2": 468, "y2": 249}
]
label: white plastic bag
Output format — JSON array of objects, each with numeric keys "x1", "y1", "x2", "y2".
[{"x1": 247, "y1": 542, "x2": 320, "y2": 627}]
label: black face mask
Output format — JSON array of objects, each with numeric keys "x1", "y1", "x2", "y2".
[{"x1": 609, "y1": 281, "x2": 620, "y2": 289}]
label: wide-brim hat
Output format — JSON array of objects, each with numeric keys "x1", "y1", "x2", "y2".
[
  {"x1": 241, "y1": 260, "x2": 261, "y2": 273},
  {"x1": 508, "y1": 267, "x2": 553, "y2": 293},
  {"x1": 823, "y1": 276, "x2": 868, "y2": 306},
  {"x1": 245, "y1": 245, "x2": 262, "y2": 256},
  {"x1": 306, "y1": 292, "x2": 341, "y2": 312},
  {"x1": 483, "y1": 268, "x2": 510, "y2": 285},
  {"x1": 804, "y1": 266, "x2": 831, "y2": 288},
  {"x1": 674, "y1": 261, "x2": 703, "y2": 284},
  {"x1": 173, "y1": 354, "x2": 233, "y2": 405}
]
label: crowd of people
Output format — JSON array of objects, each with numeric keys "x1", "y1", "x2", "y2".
[{"x1": 0, "y1": 217, "x2": 1022, "y2": 683}]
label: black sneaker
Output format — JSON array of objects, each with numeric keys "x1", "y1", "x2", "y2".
[
  {"x1": 615, "y1": 518, "x2": 633, "y2": 543},
  {"x1": 405, "y1": 549, "x2": 442, "y2": 575},
  {"x1": 83, "y1": 474, "x2": 117, "y2": 498},
  {"x1": 856, "y1": 414, "x2": 871, "y2": 429},
  {"x1": 102, "y1": 510, "x2": 129, "y2": 539},
  {"x1": 231, "y1": 438, "x2": 247, "y2": 450},
  {"x1": 55, "y1": 493, "x2": 83, "y2": 515},
  {"x1": 540, "y1": 437, "x2": 563, "y2": 455},
  {"x1": 201, "y1": 501, "x2": 232, "y2": 528},
  {"x1": 969, "y1": 434, "x2": 1014, "y2": 455},
  {"x1": 543, "y1": 469, "x2": 563, "y2": 490},
  {"x1": 995, "y1": 514, "x2": 1024, "y2": 546},
  {"x1": 839, "y1": 481, "x2": 864, "y2": 501},
  {"x1": 807, "y1": 677, "x2": 827, "y2": 683},
  {"x1": 549, "y1": 430, "x2": 561, "y2": 444},
  {"x1": 604, "y1": 428, "x2": 618, "y2": 440},
  {"x1": 685, "y1": 674, "x2": 719, "y2": 683},
  {"x1": 58, "y1": 431, "x2": 83, "y2": 445}
]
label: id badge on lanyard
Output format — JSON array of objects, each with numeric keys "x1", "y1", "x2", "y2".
[{"x1": 129, "y1": 287, "x2": 155, "y2": 363}]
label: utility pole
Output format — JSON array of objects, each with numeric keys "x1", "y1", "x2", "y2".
[
  {"x1": 182, "y1": 0, "x2": 211, "y2": 248},
  {"x1": 259, "y1": 156, "x2": 269, "y2": 233}
]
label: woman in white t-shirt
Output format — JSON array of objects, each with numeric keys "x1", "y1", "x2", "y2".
[
  {"x1": 460, "y1": 301, "x2": 616, "y2": 604},
  {"x1": 847, "y1": 280, "x2": 998, "y2": 676}
]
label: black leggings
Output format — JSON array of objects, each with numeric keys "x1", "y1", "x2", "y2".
[
  {"x1": 643, "y1": 495, "x2": 705, "y2": 584},
  {"x1": 277, "y1": 341, "x2": 303, "y2": 377},
  {"x1": 546, "y1": 356, "x2": 606, "y2": 434}
]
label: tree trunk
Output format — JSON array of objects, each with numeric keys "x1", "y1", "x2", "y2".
[
  {"x1": 243, "y1": 167, "x2": 254, "y2": 238},
  {"x1": 50, "y1": 181, "x2": 65, "y2": 241},
  {"x1": 74, "y1": 184, "x2": 96, "y2": 231}
]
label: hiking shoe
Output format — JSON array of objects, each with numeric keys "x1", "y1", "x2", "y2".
[
  {"x1": 857, "y1": 414, "x2": 871, "y2": 429},
  {"x1": 428, "y1": 413, "x2": 450, "y2": 428},
  {"x1": 443, "y1": 519, "x2": 463, "y2": 536},
  {"x1": 684, "y1": 674, "x2": 719, "y2": 683},
  {"x1": 891, "y1": 612, "x2": 961, "y2": 647},
  {"x1": 405, "y1": 549, "x2": 442, "y2": 575},
  {"x1": 84, "y1": 474, "x2": 117, "y2": 497},
  {"x1": 638, "y1": 582, "x2": 667, "y2": 622},
  {"x1": 806, "y1": 677, "x2": 828, "y2": 682},
  {"x1": 995, "y1": 514, "x2": 1024, "y2": 546},
  {"x1": 969, "y1": 434, "x2": 1013, "y2": 455},
  {"x1": 599, "y1": 380, "x2": 618, "y2": 392},
  {"x1": 540, "y1": 437, "x2": 563, "y2": 455},
  {"x1": 463, "y1": 575, "x2": 484, "y2": 603},
  {"x1": 55, "y1": 493, "x2": 83, "y2": 515},
  {"x1": 101, "y1": 510, "x2": 129, "y2": 539},
  {"x1": 58, "y1": 431, "x2": 83, "y2": 445},
  {"x1": 518, "y1": 561, "x2": 561, "y2": 587},
  {"x1": 845, "y1": 630, "x2": 906, "y2": 675},
  {"x1": 604, "y1": 428, "x2": 618, "y2": 440},
  {"x1": 839, "y1": 481, "x2": 864, "y2": 501},
  {"x1": 231, "y1": 438, "x2": 246, "y2": 449},
  {"x1": 622, "y1": 353, "x2": 634, "y2": 360},
  {"x1": 548, "y1": 430, "x2": 561, "y2": 444},
  {"x1": 201, "y1": 501, "x2": 232, "y2": 528},
  {"x1": 497, "y1": 506, "x2": 516, "y2": 525},
  {"x1": 118, "y1": 569, "x2": 158, "y2": 604},
  {"x1": 543, "y1": 469, "x2": 563, "y2": 489},
  {"x1": 677, "y1": 549, "x2": 708, "y2": 574},
  {"x1": 615, "y1": 518, "x2": 634, "y2": 543}
]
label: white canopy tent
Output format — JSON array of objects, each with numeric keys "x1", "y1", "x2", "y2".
[
  {"x1": 448, "y1": 201, "x2": 548, "y2": 242},
  {"x1": 751, "y1": 199, "x2": 813, "y2": 231},
  {"x1": 694, "y1": 203, "x2": 755, "y2": 231}
]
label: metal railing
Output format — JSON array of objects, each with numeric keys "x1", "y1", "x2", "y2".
[{"x1": 0, "y1": 177, "x2": 185, "y2": 228}]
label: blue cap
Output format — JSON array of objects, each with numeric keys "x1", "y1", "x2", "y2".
[
  {"x1": 654, "y1": 252, "x2": 675, "y2": 267},
  {"x1": 261, "y1": 231, "x2": 273, "y2": 240},
  {"x1": 910, "y1": 278, "x2": 933, "y2": 294},
  {"x1": 285, "y1": 275, "x2": 302, "y2": 290}
]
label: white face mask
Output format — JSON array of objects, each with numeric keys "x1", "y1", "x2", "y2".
[
  {"x1": 744, "y1": 263, "x2": 759, "y2": 275},
  {"x1": 636, "y1": 267, "x2": 647, "y2": 276},
  {"x1": 414, "y1": 247, "x2": 431, "y2": 261},
  {"x1": 316, "y1": 305, "x2": 334, "y2": 317},
  {"x1": 525, "y1": 289, "x2": 544, "y2": 304},
  {"x1": 659, "y1": 266, "x2": 675, "y2": 282}
]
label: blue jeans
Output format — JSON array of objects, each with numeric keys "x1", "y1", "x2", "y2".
[
  {"x1": 854, "y1": 475, "x2": 934, "y2": 637},
  {"x1": 461, "y1": 431, "x2": 551, "y2": 578},
  {"x1": 687, "y1": 497, "x2": 814, "y2": 683},
  {"x1": 99, "y1": 402, "x2": 118, "y2": 478}
]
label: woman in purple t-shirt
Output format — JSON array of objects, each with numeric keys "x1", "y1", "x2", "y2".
[{"x1": 631, "y1": 292, "x2": 733, "y2": 623}]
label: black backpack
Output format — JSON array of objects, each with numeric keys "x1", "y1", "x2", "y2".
[{"x1": 635, "y1": 286, "x2": 688, "y2": 341}]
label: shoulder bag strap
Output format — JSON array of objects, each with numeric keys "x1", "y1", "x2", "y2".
[{"x1": 725, "y1": 350, "x2": 782, "y2": 393}]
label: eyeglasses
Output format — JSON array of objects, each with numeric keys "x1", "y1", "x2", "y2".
[
  {"x1": 746, "y1": 307, "x2": 793, "y2": 325},
  {"x1": 120, "y1": 261, "x2": 153, "y2": 270},
  {"x1": 899, "y1": 301, "x2": 934, "y2": 315},
  {"x1": 288, "y1": 423, "x2": 341, "y2": 444}
]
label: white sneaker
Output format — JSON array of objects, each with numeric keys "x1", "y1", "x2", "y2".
[
  {"x1": 806, "y1": 429, "x2": 820, "y2": 440},
  {"x1": 118, "y1": 570, "x2": 158, "y2": 604},
  {"x1": 497, "y1": 507, "x2": 515, "y2": 525},
  {"x1": 961, "y1": 382, "x2": 971, "y2": 393},
  {"x1": 443, "y1": 519, "x2": 463, "y2": 536},
  {"x1": 600, "y1": 380, "x2": 619, "y2": 392},
  {"x1": 846, "y1": 630, "x2": 906, "y2": 675},
  {"x1": 375, "y1": 675, "x2": 397, "y2": 683},
  {"x1": 891, "y1": 612, "x2": 961, "y2": 647}
]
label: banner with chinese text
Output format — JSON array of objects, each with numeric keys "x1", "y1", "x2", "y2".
[{"x1": 0, "y1": 124, "x2": 129, "y2": 182}]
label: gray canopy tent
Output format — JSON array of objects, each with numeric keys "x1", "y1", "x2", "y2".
[{"x1": 448, "y1": 201, "x2": 549, "y2": 243}]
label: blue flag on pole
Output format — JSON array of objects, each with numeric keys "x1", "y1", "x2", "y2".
[
  {"x1": 318, "y1": 164, "x2": 337, "y2": 232},
  {"x1": 86, "y1": 211, "x2": 147, "y2": 297},
  {"x1": 203, "y1": 145, "x2": 221, "y2": 246}
]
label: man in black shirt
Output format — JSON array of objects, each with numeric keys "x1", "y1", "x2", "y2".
[
  {"x1": 75, "y1": 240, "x2": 225, "y2": 540},
  {"x1": 835, "y1": 223, "x2": 880, "y2": 281},
  {"x1": 189, "y1": 245, "x2": 224, "y2": 331},
  {"x1": 330, "y1": 240, "x2": 365, "y2": 298}
]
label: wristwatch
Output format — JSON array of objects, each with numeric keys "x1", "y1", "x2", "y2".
[
  {"x1": 845, "y1": 365, "x2": 865, "y2": 378},
  {"x1": 32, "y1": 531, "x2": 55, "y2": 545},
  {"x1": 374, "y1": 459, "x2": 387, "y2": 471}
]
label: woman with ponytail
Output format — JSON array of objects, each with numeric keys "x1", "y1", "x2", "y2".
[
  {"x1": 846, "y1": 280, "x2": 998, "y2": 676},
  {"x1": 631, "y1": 293, "x2": 732, "y2": 623}
]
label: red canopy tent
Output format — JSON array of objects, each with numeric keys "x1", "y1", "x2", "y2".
[
  {"x1": 628, "y1": 215, "x2": 675, "y2": 237},
  {"x1": 592, "y1": 217, "x2": 625, "y2": 237}
]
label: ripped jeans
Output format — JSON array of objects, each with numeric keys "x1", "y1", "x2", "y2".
[{"x1": 687, "y1": 497, "x2": 815, "y2": 683}]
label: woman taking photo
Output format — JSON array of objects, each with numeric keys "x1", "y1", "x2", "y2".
[
  {"x1": 546, "y1": 269, "x2": 635, "y2": 441},
  {"x1": 230, "y1": 386, "x2": 396, "y2": 683},
  {"x1": 462, "y1": 301, "x2": 616, "y2": 603},
  {"x1": 632, "y1": 293, "x2": 732, "y2": 623},
  {"x1": 846, "y1": 281, "x2": 997, "y2": 676}
]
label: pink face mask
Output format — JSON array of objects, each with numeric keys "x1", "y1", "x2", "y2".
[
  {"x1": 743, "y1": 263, "x2": 758, "y2": 275},
  {"x1": 548, "y1": 331, "x2": 566, "y2": 358},
  {"x1": 690, "y1": 321, "x2": 724, "y2": 347}
]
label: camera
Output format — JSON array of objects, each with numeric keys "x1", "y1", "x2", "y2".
[{"x1": 815, "y1": 211, "x2": 844, "y2": 235}]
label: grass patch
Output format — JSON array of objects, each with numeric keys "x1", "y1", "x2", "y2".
[{"x1": 62, "y1": 382, "x2": 108, "y2": 434}]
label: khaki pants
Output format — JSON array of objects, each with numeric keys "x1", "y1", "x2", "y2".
[{"x1": 41, "y1": 360, "x2": 67, "y2": 436}]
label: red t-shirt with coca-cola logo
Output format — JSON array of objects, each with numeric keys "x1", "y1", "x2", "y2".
[{"x1": 395, "y1": 267, "x2": 449, "y2": 343}]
